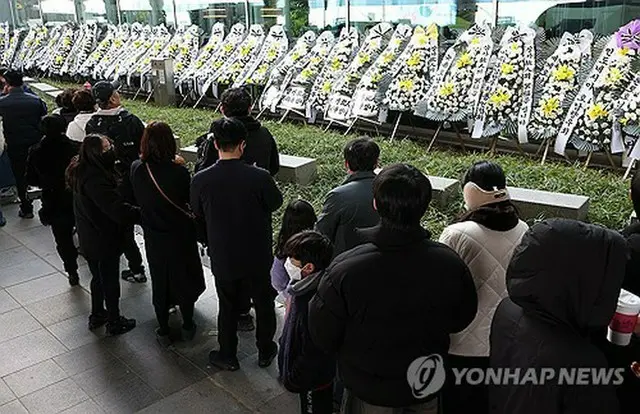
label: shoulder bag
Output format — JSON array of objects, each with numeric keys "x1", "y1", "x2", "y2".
[{"x1": 145, "y1": 162, "x2": 196, "y2": 220}]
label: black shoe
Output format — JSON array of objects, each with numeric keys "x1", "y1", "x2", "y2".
[
  {"x1": 68, "y1": 270, "x2": 79, "y2": 286},
  {"x1": 237, "y1": 313, "x2": 255, "y2": 332},
  {"x1": 258, "y1": 342, "x2": 278, "y2": 368},
  {"x1": 209, "y1": 350, "x2": 239, "y2": 371},
  {"x1": 155, "y1": 327, "x2": 172, "y2": 347},
  {"x1": 121, "y1": 268, "x2": 147, "y2": 283},
  {"x1": 0, "y1": 216, "x2": 6, "y2": 227},
  {"x1": 182, "y1": 324, "x2": 197, "y2": 341},
  {"x1": 18, "y1": 208, "x2": 34, "y2": 219},
  {"x1": 106, "y1": 316, "x2": 136, "y2": 336},
  {"x1": 88, "y1": 312, "x2": 108, "y2": 330}
]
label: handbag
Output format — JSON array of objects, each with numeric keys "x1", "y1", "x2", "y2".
[{"x1": 145, "y1": 162, "x2": 196, "y2": 220}]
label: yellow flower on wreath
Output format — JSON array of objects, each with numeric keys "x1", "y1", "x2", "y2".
[
  {"x1": 501, "y1": 63, "x2": 514, "y2": 76},
  {"x1": 539, "y1": 97, "x2": 560, "y2": 117},
  {"x1": 381, "y1": 52, "x2": 395, "y2": 65},
  {"x1": 618, "y1": 47, "x2": 630, "y2": 57},
  {"x1": 552, "y1": 64, "x2": 575, "y2": 82},
  {"x1": 439, "y1": 83, "x2": 455, "y2": 97},
  {"x1": 470, "y1": 37, "x2": 480, "y2": 46},
  {"x1": 586, "y1": 103, "x2": 608, "y2": 121},
  {"x1": 488, "y1": 88, "x2": 511, "y2": 108},
  {"x1": 605, "y1": 67, "x2": 623, "y2": 85},
  {"x1": 322, "y1": 81, "x2": 332, "y2": 93},
  {"x1": 407, "y1": 52, "x2": 422, "y2": 68},
  {"x1": 331, "y1": 57, "x2": 343, "y2": 71},
  {"x1": 399, "y1": 78, "x2": 414, "y2": 91},
  {"x1": 456, "y1": 52, "x2": 473, "y2": 69},
  {"x1": 426, "y1": 24, "x2": 438, "y2": 40}
]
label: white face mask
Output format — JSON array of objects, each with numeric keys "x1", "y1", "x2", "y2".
[{"x1": 284, "y1": 257, "x2": 303, "y2": 281}]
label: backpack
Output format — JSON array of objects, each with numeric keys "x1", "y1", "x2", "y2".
[
  {"x1": 85, "y1": 110, "x2": 143, "y2": 168},
  {"x1": 194, "y1": 132, "x2": 215, "y2": 173}
]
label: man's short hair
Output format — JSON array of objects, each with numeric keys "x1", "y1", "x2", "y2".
[
  {"x1": 373, "y1": 164, "x2": 432, "y2": 229},
  {"x1": 632, "y1": 170, "x2": 640, "y2": 217},
  {"x1": 283, "y1": 230, "x2": 333, "y2": 271},
  {"x1": 211, "y1": 117, "x2": 248, "y2": 152},
  {"x1": 220, "y1": 87, "x2": 252, "y2": 117},
  {"x1": 344, "y1": 137, "x2": 380, "y2": 172},
  {"x1": 3, "y1": 70, "x2": 23, "y2": 87},
  {"x1": 72, "y1": 89, "x2": 96, "y2": 112}
]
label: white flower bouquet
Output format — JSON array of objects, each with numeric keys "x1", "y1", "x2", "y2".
[
  {"x1": 194, "y1": 23, "x2": 245, "y2": 95},
  {"x1": 13, "y1": 26, "x2": 39, "y2": 70},
  {"x1": 0, "y1": 24, "x2": 9, "y2": 62},
  {"x1": 78, "y1": 25, "x2": 116, "y2": 78},
  {"x1": 384, "y1": 24, "x2": 439, "y2": 113},
  {"x1": 555, "y1": 19, "x2": 640, "y2": 155},
  {"x1": 4, "y1": 29, "x2": 27, "y2": 68},
  {"x1": 47, "y1": 23, "x2": 78, "y2": 75},
  {"x1": 234, "y1": 25, "x2": 288, "y2": 87},
  {"x1": 179, "y1": 23, "x2": 225, "y2": 84},
  {"x1": 171, "y1": 26, "x2": 201, "y2": 81},
  {"x1": 259, "y1": 30, "x2": 317, "y2": 111},
  {"x1": 212, "y1": 25, "x2": 265, "y2": 89},
  {"x1": 473, "y1": 26, "x2": 539, "y2": 140},
  {"x1": 276, "y1": 31, "x2": 336, "y2": 113},
  {"x1": 307, "y1": 27, "x2": 359, "y2": 117},
  {"x1": 127, "y1": 25, "x2": 173, "y2": 81},
  {"x1": 109, "y1": 24, "x2": 155, "y2": 79},
  {"x1": 93, "y1": 24, "x2": 132, "y2": 79},
  {"x1": 415, "y1": 23, "x2": 493, "y2": 123},
  {"x1": 34, "y1": 25, "x2": 62, "y2": 71},
  {"x1": 62, "y1": 22, "x2": 100, "y2": 76},
  {"x1": 528, "y1": 30, "x2": 593, "y2": 142}
]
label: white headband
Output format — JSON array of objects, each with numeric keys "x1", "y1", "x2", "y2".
[{"x1": 463, "y1": 181, "x2": 510, "y2": 211}]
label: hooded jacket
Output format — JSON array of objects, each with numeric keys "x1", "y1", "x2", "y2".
[
  {"x1": 278, "y1": 270, "x2": 336, "y2": 393},
  {"x1": 66, "y1": 112, "x2": 95, "y2": 143},
  {"x1": 26, "y1": 134, "x2": 80, "y2": 219},
  {"x1": 309, "y1": 224, "x2": 477, "y2": 407},
  {"x1": 197, "y1": 115, "x2": 280, "y2": 175},
  {"x1": 489, "y1": 219, "x2": 627, "y2": 414}
]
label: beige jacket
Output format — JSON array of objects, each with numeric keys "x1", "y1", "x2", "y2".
[{"x1": 439, "y1": 219, "x2": 529, "y2": 357}]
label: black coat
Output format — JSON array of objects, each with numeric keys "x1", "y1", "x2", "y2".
[
  {"x1": 621, "y1": 222, "x2": 640, "y2": 296},
  {"x1": 72, "y1": 164, "x2": 140, "y2": 261},
  {"x1": 190, "y1": 158, "x2": 283, "y2": 280},
  {"x1": 130, "y1": 160, "x2": 205, "y2": 304},
  {"x1": 489, "y1": 219, "x2": 627, "y2": 414},
  {"x1": 309, "y1": 224, "x2": 477, "y2": 407},
  {"x1": 316, "y1": 171, "x2": 379, "y2": 258},
  {"x1": 0, "y1": 88, "x2": 47, "y2": 148},
  {"x1": 26, "y1": 135, "x2": 79, "y2": 220},
  {"x1": 278, "y1": 270, "x2": 335, "y2": 393},
  {"x1": 197, "y1": 115, "x2": 280, "y2": 176}
]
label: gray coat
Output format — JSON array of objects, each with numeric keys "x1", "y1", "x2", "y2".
[{"x1": 316, "y1": 171, "x2": 379, "y2": 257}]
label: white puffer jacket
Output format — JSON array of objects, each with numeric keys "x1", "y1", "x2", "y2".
[
  {"x1": 439, "y1": 219, "x2": 529, "y2": 357},
  {"x1": 66, "y1": 112, "x2": 95, "y2": 142}
]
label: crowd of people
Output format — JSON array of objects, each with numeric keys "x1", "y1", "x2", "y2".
[{"x1": 0, "y1": 68, "x2": 639, "y2": 414}]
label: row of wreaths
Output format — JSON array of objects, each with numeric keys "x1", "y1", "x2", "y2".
[{"x1": 1, "y1": 19, "x2": 640, "y2": 161}]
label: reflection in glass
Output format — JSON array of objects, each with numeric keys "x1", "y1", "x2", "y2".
[
  {"x1": 40, "y1": 0, "x2": 76, "y2": 23},
  {"x1": 15, "y1": 0, "x2": 41, "y2": 25},
  {"x1": 174, "y1": 1, "x2": 247, "y2": 33}
]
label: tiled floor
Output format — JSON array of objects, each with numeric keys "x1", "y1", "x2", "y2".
[{"x1": 0, "y1": 201, "x2": 296, "y2": 413}]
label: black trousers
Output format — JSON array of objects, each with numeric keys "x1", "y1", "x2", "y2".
[
  {"x1": 442, "y1": 355, "x2": 489, "y2": 414},
  {"x1": 122, "y1": 225, "x2": 144, "y2": 273},
  {"x1": 300, "y1": 385, "x2": 334, "y2": 414},
  {"x1": 214, "y1": 275, "x2": 276, "y2": 358},
  {"x1": 50, "y1": 215, "x2": 78, "y2": 274},
  {"x1": 7, "y1": 146, "x2": 32, "y2": 213},
  {"x1": 87, "y1": 256, "x2": 121, "y2": 322}
]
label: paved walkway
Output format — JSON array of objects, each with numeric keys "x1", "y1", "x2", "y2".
[{"x1": 0, "y1": 201, "x2": 295, "y2": 413}]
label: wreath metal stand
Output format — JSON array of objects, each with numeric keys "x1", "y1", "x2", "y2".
[
  {"x1": 344, "y1": 116, "x2": 381, "y2": 137},
  {"x1": 452, "y1": 123, "x2": 466, "y2": 152},
  {"x1": 623, "y1": 159, "x2": 636, "y2": 180},
  {"x1": 487, "y1": 135, "x2": 499, "y2": 155},
  {"x1": 583, "y1": 151, "x2": 593, "y2": 170},
  {"x1": 390, "y1": 113, "x2": 403, "y2": 141},
  {"x1": 537, "y1": 138, "x2": 552, "y2": 165},
  {"x1": 426, "y1": 122, "x2": 443, "y2": 153}
]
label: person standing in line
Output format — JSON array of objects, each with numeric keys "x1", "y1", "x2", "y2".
[
  {"x1": 316, "y1": 137, "x2": 380, "y2": 259},
  {"x1": 85, "y1": 80, "x2": 146, "y2": 283},
  {"x1": 438, "y1": 161, "x2": 528, "y2": 414},
  {"x1": 26, "y1": 114, "x2": 81, "y2": 286},
  {"x1": 191, "y1": 118, "x2": 283, "y2": 371},
  {"x1": 309, "y1": 164, "x2": 477, "y2": 414},
  {"x1": 66, "y1": 134, "x2": 138, "y2": 335},
  {"x1": 131, "y1": 122, "x2": 205, "y2": 345},
  {"x1": 0, "y1": 69, "x2": 47, "y2": 219},
  {"x1": 66, "y1": 89, "x2": 97, "y2": 143},
  {"x1": 271, "y1": 200, "x2": 318, "y2": 302},
  {"x1": 278, "y1": 231, "x2": 335, "y2": 414},
  {"x1": 196, "y1": 87, "x2": 280, "y2": 175},
  {"x1": 489, "y1": 219, "x2": 626, "y2": 414},
  {"x1": 52, "y1": 88, "x2": 80, "y2": 124},
  {"x1": 0, "y1": 113, "x2": 6, "y2": 227}
]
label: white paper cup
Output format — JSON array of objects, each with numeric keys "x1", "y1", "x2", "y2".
[{"x1": 608, "y1": 289, "x2": 640, "y2": 346}]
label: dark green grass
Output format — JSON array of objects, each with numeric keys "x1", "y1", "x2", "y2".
[{"x1": 44, "y1": 81, "x2": 632, "y2": 236}]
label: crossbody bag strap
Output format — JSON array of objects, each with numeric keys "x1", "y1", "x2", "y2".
[{"x1": 145, "y1": 162, "x2": 196, "y2": 220}]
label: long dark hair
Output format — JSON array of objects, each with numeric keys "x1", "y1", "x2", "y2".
[
  {"x1": 275, "y1": 200, "x2": 317, "y2": 259},
  {"x1": 66, "y1": 134, "x2": 113, "y2": 191},
  {"x1": 140, "y1": 121, "x2": 176, "y2": 164},
  {"x1": 458, "y1": 161, "x2": 520, "y2": 231}
]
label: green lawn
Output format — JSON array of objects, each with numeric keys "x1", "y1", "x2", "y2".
[{"x1": 43, "y1": 82, "x2": 633, "y2": 236}]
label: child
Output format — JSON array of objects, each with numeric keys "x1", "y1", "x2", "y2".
[
  {"x1": 278, "y1": 230, "x2": 335, "y2": 414},
  {"x1": 271, "y1": 200, "x2": 317, "y2": 300}
]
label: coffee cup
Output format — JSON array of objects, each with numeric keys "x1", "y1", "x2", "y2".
[{"x1": 608, "y1": 289, "x2": 640, "y2": 346}]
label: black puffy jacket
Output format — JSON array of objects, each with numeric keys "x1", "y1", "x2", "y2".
[{"x1": 489, "y1": 219, "x2": 628, "y2": 414}]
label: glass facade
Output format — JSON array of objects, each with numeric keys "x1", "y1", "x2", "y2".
[{"x1": 0, "y1": 0, "x2": 637, "y2": 38}]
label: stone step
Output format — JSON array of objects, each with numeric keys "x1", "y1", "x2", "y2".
[
  {"x1": 45, "y1": 90, "x2": 63, "y2": 100},
  {"x1": 374, "y1": 168, "x2": 459, "y2": 208},
  {"x1": 507, "y1": 186, "x2": 590, "y2": 221},
  {"x1": 29, "y1": 82, "x2": 58, "y2": 93},
  {"x1": 179, "y1": 146, "x2": 318, "y2": 186}
]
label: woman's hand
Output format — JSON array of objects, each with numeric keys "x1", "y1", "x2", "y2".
[{"x1": 174, "y1": 155, "x2": 186, "y2": 165}]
